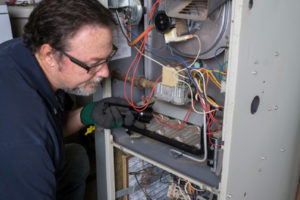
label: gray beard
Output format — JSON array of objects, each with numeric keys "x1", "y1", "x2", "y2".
[{"x1": 63, "y1": 77, "x2": 103, "y2": 96}]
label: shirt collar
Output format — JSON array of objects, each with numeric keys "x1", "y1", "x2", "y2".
[{"x1": 6, "y1": 38, "x2": 64, "y2": 112}]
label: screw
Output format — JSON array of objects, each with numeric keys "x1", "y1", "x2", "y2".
[
  {"x1": 274, "y1": 51, "x2": 280, "y2": 56},
  {"x1": 280, "y1": 148, "x2": 286, "y2": 152},
  {"x1": 258, "y1": 168, "x2": 262, "y2": 172},
  {"x1": 274, "y1": 105, "x2": 278, "y2": 110},
  {"x1": 226, "y1": 194, "x2": 232, "y2": 199},
  {"x1": 251, "y1": 71, "x2": 257, "y2": 75},
  {"x1": 261, "y1": 156, "x2": 266, "y2": 160},
  {"x1": 268, "y1": 107, "x2": 273, "y2": 111}
]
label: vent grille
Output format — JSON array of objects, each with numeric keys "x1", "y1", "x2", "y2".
[
  {"x1": 165, "y1": 0, "x2": 209, "y2": 21},
  {"x1": 179, "y1": 0, "x2": 208, "y2": 15}
]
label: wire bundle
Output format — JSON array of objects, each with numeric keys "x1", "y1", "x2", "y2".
[{"x1": 115, "y1": 0, "x2": 226, "y2": 158}]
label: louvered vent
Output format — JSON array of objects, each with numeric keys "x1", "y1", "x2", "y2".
[{"x1": 165, "y1": 0, "x2": 209, "y2": 21}]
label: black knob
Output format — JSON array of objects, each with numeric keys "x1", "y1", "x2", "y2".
[{"x1": 154, "y1": 11, "x2": 171, "y2": 33}]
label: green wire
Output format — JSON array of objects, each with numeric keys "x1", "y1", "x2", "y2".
[{"x1": 219, "y1": 61, "x2": 228, "y2": 80}]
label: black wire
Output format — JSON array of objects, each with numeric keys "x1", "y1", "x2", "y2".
[
  {"x1": 133, "y1": 173, "x2": 152, "y2": 200},
  {"x1": 115, "y1": 10, "x2": 131, "y2": 44}
]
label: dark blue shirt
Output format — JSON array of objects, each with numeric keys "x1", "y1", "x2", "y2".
[{"x1": 0, "y1": 38, "x2": 65, "y2": 200}]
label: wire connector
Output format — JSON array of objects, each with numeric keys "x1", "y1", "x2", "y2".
[{"x1": 164, "y1": 28, "x2": 194, "y2": 43}]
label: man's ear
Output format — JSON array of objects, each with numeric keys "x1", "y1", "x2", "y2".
[{"x1": 39, "y1": 44, "x2": 57, "y2": 68}]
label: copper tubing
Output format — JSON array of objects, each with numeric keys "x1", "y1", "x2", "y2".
[{"x1": 112, "y1": 71, "x2": 155, "y2": 89}]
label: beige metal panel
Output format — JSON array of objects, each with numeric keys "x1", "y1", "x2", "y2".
[{"x1": 221, "y1": 0, "x2": 300, "y2": 199}]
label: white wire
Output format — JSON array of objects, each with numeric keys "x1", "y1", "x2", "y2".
[
  {"x1": 118, "y1": 17, "x2": 216, "y2": 124},
  {"x1": 192, "y1": 70, "x2": 219, "y2": 108},
  {"x1": 177, "y1": 78, "x2": 218, "y2": 114},
  {"x1": 115, "y1": 10, "x2": 175, "y2": 73},
  {"x1": 178, "y1": 79, "x2": 203, "y2": 114},
  {"x1": 117, "y1": 19, "x2": 210, "y2": 163},
  {"x1": 134, "y1": 46, "x2": 167, "y2": 68},
  {"x1": 176, "y1": 179, "x2": 191, "y2": 200},
  {"x1": 187, "y1": 34, "x2": 201, "y2": 68},
  {"x1": 173, "y1": 34, "x2": 201, "y2": 80},
  {"x1": 115, "y1": 9, "x2": 167, "y2": 70},
  {"x1": 185, "y1": 180, "x2": 205, "y2": 193},
  {"x1": 170, "y1": 105, "x2": 207, "y2": 163},
  {"x1": 115, "y1": 10, "x2": 131, "y2": 43},
  {"x1": 184, "y1": 181, "x2": 190, "y2": 196},
  {"x1": 176, "y1": 185, "x2": 191, "y2": 200}
]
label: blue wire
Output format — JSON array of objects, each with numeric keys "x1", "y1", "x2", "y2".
[
  {"x1": 123, "y1": 23, "x2": 204, "y2": 93},
  {"x1": 214, "y1": 46, "x2": 225, "y2": 67}
]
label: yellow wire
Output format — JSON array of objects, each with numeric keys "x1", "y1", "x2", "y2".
[
  {"x1": 208, "y1": 71, "x2": 221, "y2": 86},
  {"x1": 197, "y1": 68, "x2": 221, "y2": 87},
  {"x1": 193, "y1": 70, "x2": 221, "y2": 108},
  {"x1": 198, "y1": 79, "x2": 203, "y2": 93}
]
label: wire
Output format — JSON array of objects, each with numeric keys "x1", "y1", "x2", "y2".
[
  {"x1": 219, "y1": 60, "x2": 228, "y2": 80},
  {"x1": 117, "y1": 1, "x2": 223, "y2": 150},
  {"x1": 149, "y1": 0, "x2": 165, "y2": 24},
  {"x1": 133, "y1": 173, "x2": 152, "y2": 200},
  {"x1": 122, "y1": 0, "x2": 171, "y2": 112},
  {"x1": 193, "y1": 72, "x2": 217, "y2": 109},
  {"x1": 214, "y1": 46, "x2": 228, "y2": 80},
  {"x1": 123, "y1": 26, "x2": 154, "y2": 111},
  {"x1": 118, "y1": 8, "x2": 223, "y2": 111},
  {"x1": 187, "y1": 35, "x2": 201, "y2": 68},
  {"x1": 134, "y1": 46, "x2": 166, "y2": 68},
  {"x1": 115, "y1": 10, "x2": 131, "y2": 43},
  {"x1": 129, "y1": 25, "x2": 155, "y2": 47},
  {"x1": 173, "y1": 35, "x2": 206, "y2": 100},
  {"x1": 169, "y1": 96, "x2": 207, "y2": 163},
  {"x1": 152, "y1": 102, "x2": 193, "y2": 130},
  {"x1": 185, "y1": 181, "x2": 204, "y2": 193},
  {"x1": 214, "y1": 46, "x2": 228, "y2": 68}
]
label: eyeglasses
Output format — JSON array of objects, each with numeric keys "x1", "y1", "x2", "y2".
[{"x1": 60, "y1": 44, "x2": 118, "y2": 74}]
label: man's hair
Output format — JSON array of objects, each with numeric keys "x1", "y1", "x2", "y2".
[{"x1": 23, "y1": 0, "x2": 115, "y2": 53}]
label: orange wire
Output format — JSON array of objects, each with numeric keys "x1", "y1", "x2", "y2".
[
  {"x1": 205, "y1": 71, "x2": 209, "y2": 92},
  {"x1": 128, "y1": 25, "x2": 155, "y2": 47},
  {"x1": 208, "y1": 73, "x2": 221, "y2": 89}
]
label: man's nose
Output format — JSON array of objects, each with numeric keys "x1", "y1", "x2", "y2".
[{"x1": 95, "y1": 63, "x2": 109, "y2": 78}]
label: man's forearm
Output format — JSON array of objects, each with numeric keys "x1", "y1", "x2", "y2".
[{"x1": 63, "y1": 107, "x2": 85, "y2": 137}]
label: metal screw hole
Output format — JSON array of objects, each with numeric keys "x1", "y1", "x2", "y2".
[
  {"x1": 251, "y1": 96, "x2": 260, "y2": 114},
  {"x1": 249, "y1": 0, "x2": 253, "y2": 9}
]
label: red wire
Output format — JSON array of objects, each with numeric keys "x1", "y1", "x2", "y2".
[
  {"x1": 123, "y1": 0, "x2": 166, "y2": 112},
  {"x1": 128, "y1": 36, "x2": 161, "y2": 112},
  {"x1": 149, "y1": 0, "x2": 165, "y2": 23},
  {"x1": 124, "y1": 0, "x2": 223, "y2": 147},
  {"x1": 152, "y1": 104, "x2": 193, "y2": 130},
  {"x1": 196, "y1": 90, "x2": 223, "y2": 147},
  {"x1": 123, "y1": 28, "x2": 148, "y2": 109},
  {"x1": 130, "y1": 35, "x2": 147, "y2": 105}
]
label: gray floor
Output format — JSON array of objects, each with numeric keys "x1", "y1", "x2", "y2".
[{"x1": 84, "y1": 157, "x2": 170, "y2": 200}]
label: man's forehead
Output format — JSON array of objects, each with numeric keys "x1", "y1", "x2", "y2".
[{"x1": 67, "y1": 25, "x2": 113, "y2": 57}]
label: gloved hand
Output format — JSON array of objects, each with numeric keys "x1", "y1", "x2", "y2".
[{"x1": 80, "y1": 97, "x2": 135, "y2": 129}]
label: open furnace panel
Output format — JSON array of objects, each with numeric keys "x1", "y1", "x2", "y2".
[
  {"x1": 96, "y1": 0, "x2": 300, "y2": 199},
  {"x1": 105, "y1": 0, "x2": 232, "y2": 198}
]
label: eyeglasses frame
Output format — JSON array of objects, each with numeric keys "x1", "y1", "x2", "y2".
[{"x1": 59, "y1": 44, "x2": 118, "y2": 73}]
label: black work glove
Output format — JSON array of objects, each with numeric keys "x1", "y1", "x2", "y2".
[{"x1": 80, "y1": 97, "x2": 135, "y2": 129}]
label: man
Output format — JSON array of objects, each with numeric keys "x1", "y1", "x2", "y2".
[{"x1": 0, "y1": 0, "x2": 134, "y2": 199}]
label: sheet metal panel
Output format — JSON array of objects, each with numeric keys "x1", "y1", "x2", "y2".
[{"x1": 220, "y1": 0, "x2": 300, "y2": 199}]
